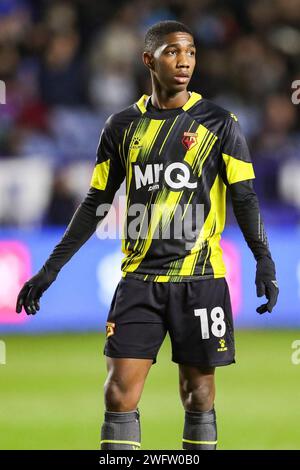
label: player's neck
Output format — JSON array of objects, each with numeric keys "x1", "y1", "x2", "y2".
[{"x1": 150, "y1": 89, "x2": 191, "y2": 109}]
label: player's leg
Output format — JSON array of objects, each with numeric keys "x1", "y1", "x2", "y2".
[
  {"x1": 104, "y1": 357, "x2": 152, "y2": 411},
  {"x1": 167, "y1": 277, "x2": 235, "y2": 450},
  {"x1": 101, "y1": 357, "x2": 153, "y2": 450},
  {"x1": 179, "y1": 364, "x2": 217, "y2": 450},
  {"x1": 100, "y1": 277, "x2": 168, "y2": 450}
]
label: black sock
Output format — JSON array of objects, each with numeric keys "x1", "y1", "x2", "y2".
[
  {"x1": 100, "y1": 409, "x2": 141, "y2": 450},
  {"x1": 182, "y1": 407, "x2": 217, "y2": 450}
]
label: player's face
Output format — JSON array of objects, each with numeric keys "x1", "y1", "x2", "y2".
[{"x1": 147, "y1": 32, "x2": 196, "y2": 93}]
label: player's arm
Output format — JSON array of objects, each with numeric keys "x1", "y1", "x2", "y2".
[
  {"x1": 16, "y1": 115, "x2": 125, "y2": 315},
  {"x1": 220, "y1": 114, "x2": 279, "y2": 314}
]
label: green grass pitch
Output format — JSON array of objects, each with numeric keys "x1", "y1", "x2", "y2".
[{"x1": 0, "y1": 330, "x2": 299, "y2": 450}]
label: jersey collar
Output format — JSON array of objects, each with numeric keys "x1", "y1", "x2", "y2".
[{"x1": 135, "y1": 91, "x2": 202, "y2": 116}]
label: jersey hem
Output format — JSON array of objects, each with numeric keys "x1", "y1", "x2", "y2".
[{"x1": 121, "y1": 271, "x2": 226, "y2": 282}]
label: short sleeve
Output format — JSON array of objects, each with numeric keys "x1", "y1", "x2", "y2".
[
  {"x1": 90, "y1": 114, "x2": 126, "y2": 193},
  {"x1": 220, "y1": 113, "x2": 255, "y2": 185}
]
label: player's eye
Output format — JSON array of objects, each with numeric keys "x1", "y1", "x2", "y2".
[{"x1": 166, "y1": 50, "x2": 195, "y2": 56}]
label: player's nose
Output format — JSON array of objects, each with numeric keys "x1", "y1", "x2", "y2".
[{"x1": 176, "y1": 51, "x2": 191, "y2": 68}]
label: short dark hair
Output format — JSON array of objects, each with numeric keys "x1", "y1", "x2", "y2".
[{"x1": 144, "y1": 20, "x2": 194, "y2": 53}]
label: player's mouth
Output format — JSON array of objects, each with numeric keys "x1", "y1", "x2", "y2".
[{"x1": 173, "y1": 74, "x2": 190, "y2": 84}]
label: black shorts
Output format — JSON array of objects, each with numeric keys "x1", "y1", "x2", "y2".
[{"x1": 103, "y1": 276, "x2": 235, "y2": 367}]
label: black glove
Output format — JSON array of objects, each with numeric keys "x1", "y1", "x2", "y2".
[
  {"x1": 255, "y1": 256, "x2": 279, "y2": 314},
  {"x1": 16, "y1": 266, "x2": 58, "y2": 315}
]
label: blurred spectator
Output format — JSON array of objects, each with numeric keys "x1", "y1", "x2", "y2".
[
  {"x1": 39, "y1": 30, "x2": 86, "y2": 106},
  {"x1": 44, "y1": 1, "x2": 78, "y2": 34},
  {"x1": 88, "y1": 2, "x2": 141, "y2": 112},
  {"x1": 0, "y1": 0, "x2": 299, "y2": 226},
  {"x1": 253, "y1": 94, "x2": 300, "y2": 206},
  {"x1": 0, "y1": 0, "x2": 32, "y2": 44},
  {"x1": 44, "y1": 170, "x2": 78, "y2": 226},
  {"x1": 89, "y1": 62, "x2": 137, "y2": 114}
]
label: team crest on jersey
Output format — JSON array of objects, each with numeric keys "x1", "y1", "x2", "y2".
[
  {"x1": 106, "y1": 322, "x2": 115, "y2": 338},
  {"x1": 217, "y1": 338, "x2": 228, "y2": 352},
  {"x1": 182, "y1": 132, "x2": 198, "y2": 150}
]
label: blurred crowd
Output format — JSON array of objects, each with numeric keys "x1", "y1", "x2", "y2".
[{"x1": 0, "y1": 0, "x2": 300, "y2": 226}]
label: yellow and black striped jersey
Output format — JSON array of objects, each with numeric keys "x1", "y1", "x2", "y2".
[{"x1": 90, "y1": 91, "x2": 255, "y2": 282}]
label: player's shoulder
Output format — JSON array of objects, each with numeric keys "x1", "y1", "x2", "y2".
[
  {"x1": 105, "y1": 100, "x2": 144, "y2": 133},
  {"x1": 190, "y1": 93, "x2": 235, "y2": 120},
  {"x1": 189, "y1": 93, "x2": 238, "y2": 137}
]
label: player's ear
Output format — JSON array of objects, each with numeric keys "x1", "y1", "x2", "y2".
[{"x1": 142, "y1": 51, "x2": 154, "y2": 71}]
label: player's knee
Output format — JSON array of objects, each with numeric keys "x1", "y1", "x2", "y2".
[
  {"x1": 104, "y1": 378, "x2": 139, "y2": 412},
  {"x1": 181, "y1": 382, "x2": 214, "y2": 412}
]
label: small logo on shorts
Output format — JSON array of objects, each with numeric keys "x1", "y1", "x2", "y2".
[
  {"x1": 217, "y1": 338, "x2": 227, "y2": 352},
  {"x1": 106, "y1": 322, "x2": 115, "y2": 338}
]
